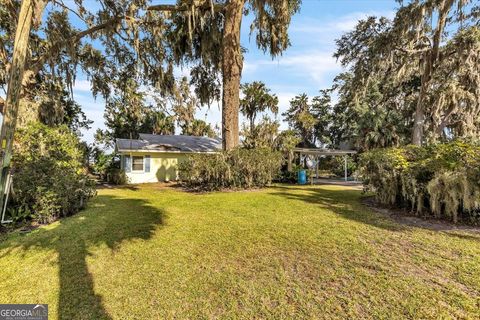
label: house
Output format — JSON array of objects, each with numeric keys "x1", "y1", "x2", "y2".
[{"x1": 115, "y1": 134, "x2": 221, "y2": 184}]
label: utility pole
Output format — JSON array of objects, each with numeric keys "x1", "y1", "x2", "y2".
[{"x1": 0, "y1": 0, "x2": 34, "y2": 216}]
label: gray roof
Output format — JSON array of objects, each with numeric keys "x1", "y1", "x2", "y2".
[{"x1": 116, "y1": 134, "x2": 222, "y2": 153}]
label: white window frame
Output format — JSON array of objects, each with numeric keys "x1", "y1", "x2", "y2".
[{"x1": 131, "y1": 155, "x2": 144, "y2": 172}]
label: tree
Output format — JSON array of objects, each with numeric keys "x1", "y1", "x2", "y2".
[
  {"x1": 37, "y1": 85, "x2": 92, "y2": 135},
  {"x1": 12, "y1": 122, "x2": 95, "y2": 224},
  {"x1": 282, "y1": 91, "x2": 335, "y2": 148},
  {"x1": 396, "y1": 0, "x2": 471, "y2": 145},
  {"x1": 96, "y1": 77, "x2": 178, "y2": 146},
  {"x1": 184, "y1": 119, "x2": 216, "y2": 138},
  {"x1": 171, "y1": 77, "x2": 199, "y2": 135},
  {"x1": 140, "y1": 110, "x2": 176, "y2": 136},
  {"x1": 240, "y1": 81, "x2": 279, "y2": 136},
  {"x1": 334, "y1": 2, "x2": 480, "y2": 146},
  {"x1": 311, "y1": 89, "x2": 333, "y2": 147},
  {"x1": 283, "y1": 94, "x2": 317, "y2": 147},
  {"x1": 222, "y1": 0, "x2": 301, "y2": 149},
  {"x1": 275, "y1": 129, "x2": 300, "y2": 154},
  {"x1": 160, "y1": 0, "x2": 301, "y2": 150},
  {"x1": 0, "y1": 0, "x2": 43, "y2": 213},
  {"x1": 167, "y1": 77, "x2": 216, "y2": 137},
  {"x1": 338, "y1": 77, "x2": 408, "y2": 151},
  {"x1": 241, "y1": 116, "x2": 280, "y2": 149}
]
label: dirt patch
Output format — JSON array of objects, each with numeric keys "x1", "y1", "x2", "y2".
[
  {"x1": 0, "y1": 221, "x2": 42, "y2": 237},
  {"x1": 362, "y1": 196, "x2": 480, "y2": 234}
]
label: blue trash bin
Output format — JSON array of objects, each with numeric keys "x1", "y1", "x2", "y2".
[{"x1": 298, "y1": 170, "x2": 307, "y2": 185}]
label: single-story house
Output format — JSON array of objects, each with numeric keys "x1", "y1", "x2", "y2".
[{"x1": 115, "y1": 134, "x2": 221, "y2": 184}]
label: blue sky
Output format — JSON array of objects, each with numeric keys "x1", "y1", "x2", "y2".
[{"x1": 72, "y1": 0, "x2": 399, "y2": 143}]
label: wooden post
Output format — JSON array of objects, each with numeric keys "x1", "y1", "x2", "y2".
[
  {"x1": 0, "y1": 0, "x2": 34, "y2": 214},
  {"x1": 344, "y1": 155, "x2": 348, "y2": 182}
]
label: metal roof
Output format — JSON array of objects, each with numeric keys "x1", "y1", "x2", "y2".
[
  {"x1": 293, "y1": 147, "x2": 357, "y2": 156},
  {"x1": 116, "y1": 134, "x2": 222, "y2": 153}
]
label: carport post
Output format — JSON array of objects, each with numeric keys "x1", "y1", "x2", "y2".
[{"x1": 344, "y1": 155, "x2": 348, "y2": 182}]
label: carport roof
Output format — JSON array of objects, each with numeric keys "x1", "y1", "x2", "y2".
[{"x1": 293, "y1": 148, "x2": 357, "y2": 156}]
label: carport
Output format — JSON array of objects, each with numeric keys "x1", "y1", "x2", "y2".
[{"x1": 288, "y1": 148, "x2": 357, "y2": 182}]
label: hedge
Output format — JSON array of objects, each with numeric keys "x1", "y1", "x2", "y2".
[
  {"x1": 178, "y1": 148, "x2": 283, "y2": 190},
  {"x1": 360, "y1": 142, "x2": 480, "y2": 223}
]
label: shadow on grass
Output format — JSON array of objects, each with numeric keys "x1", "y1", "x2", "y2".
[
  {"x1": 270, "y1": 185, "x2": 407, "y2": 232},
  {"x1": 271, "y1": 185, "x2": 480, "y2": 242},
  {"x1": 0, "y1": 194, "x2": 164, "y2": 320}
]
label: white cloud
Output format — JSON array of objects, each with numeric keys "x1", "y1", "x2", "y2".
[
  {"x1": 242, "y1": 61, "x2": 260, "y2": 74},
  {"x1": 242, "y1": 10, "x2": 395, "y2": 89},
  {"x1": 291, "y1": 10, "x2": 395, "y2": 35},
  {"x1": 280, "y1": 51, "x2": 341, "y2": 85},
  {"x1": 244, "y1": 51, "x2": 341, "y2": 87}
]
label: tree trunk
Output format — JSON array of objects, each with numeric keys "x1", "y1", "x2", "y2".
[
  {"x1": 412, "y1": 75, "x2": 428, "y2": 145},
  {"x1": 250, "y1": 113, "x2": 255, "y2": 136},
  {"x1": 222, "y1": 0, "x2": 244, "y2": 150},
  {"x1": 0, "y1": 0, "x2": 35, "y2": 212},
  {"x1": 435, "y1": 104, "x2": 456, "y2": 140}
]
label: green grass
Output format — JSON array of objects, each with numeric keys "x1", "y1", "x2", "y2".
[{"x1": 0, "y1": 184, "x2": 479, "y2": 319}]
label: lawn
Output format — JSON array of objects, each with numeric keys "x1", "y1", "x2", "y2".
[{"x1": 0, "y1": 184, "x2": 479, "y2": 319}]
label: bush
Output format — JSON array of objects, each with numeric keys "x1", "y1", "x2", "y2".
[
  {"x1": 178, "y1": 148, "x2": 283, "y2": 190},
  {"x1": 331, "y1": 156, "x2": 357, "y2": 177},
  {"x1": 91, "y1": 150, "x2": 115, "y2": 180},
  {"x1": 278, "y1": 163, "x2": 302, "y2": 183},
  {"x1": 11, "y1": 123, "x2": 96, "y2": 224},
  {"x1": 360, "y1": 141, "x2": 480, "y2": 223},
  {"x1": 106, "y1": 167, "x2": 128, "y2": 185}
]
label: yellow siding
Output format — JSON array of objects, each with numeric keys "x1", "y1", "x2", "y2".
[{"x1": 123, "y1": 152, "x2": 188, "y2": 184}]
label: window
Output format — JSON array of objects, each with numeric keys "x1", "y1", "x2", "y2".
[{"x1": 132, "y1": 156, "x2": 144, "y2": 171}]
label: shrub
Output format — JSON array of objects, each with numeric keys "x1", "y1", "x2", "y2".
[
  {"x1": 178, "y1": 148, "x2": 283, "y2": 190},
  {"x1": 278, "y1": 163, "x2": 302, "y2": 183},
  {"x1": 91, "y1": 150, "x2": 115, "y2": 180},
  {"x1": 331, "y1": 156, "x2": 357, "y2": 178},
  {"x1": 360, "y1": 141, "x2": 480, "y2": 223},
  {"x1": 11, "y1": 123, "x2": 96, "y2": 224},
  {"x1": 106, "y1": 167, "x2": 128, "y2": 185}
]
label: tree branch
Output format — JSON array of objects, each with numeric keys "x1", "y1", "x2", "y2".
[
  {"x1": 0, "y1": 38, "x2": 8, "y2": 64},
  {"x1": 72, "y1": 16, "x2": 123, "y2": 42},
  {"x1": 436, "y1": 103, "x2": 457, "y2": 136},
  {"x1": 51, "y1": 0, "x2": 88, "y2": 24},
  {"x1": 25, "y1": 1, "x2": 225, "y2": 85},
  {"x1": 395, "y1": 46, "x2": 430, "y2": 54},
  {"x1": 29, "y1": 16, "x2": 123, "y2": 75},
  {"x1": 147, "y1": 3, "x2": 225, "y2": 12}
]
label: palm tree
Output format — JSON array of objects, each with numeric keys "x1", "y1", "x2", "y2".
[{"x1": 240, "y1": 81, "x2": 279, "y2": 135}]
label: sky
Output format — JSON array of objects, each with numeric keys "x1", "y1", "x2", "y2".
[{"x1": 71, "y1": 0, "x2": 399, "y2": 143}]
